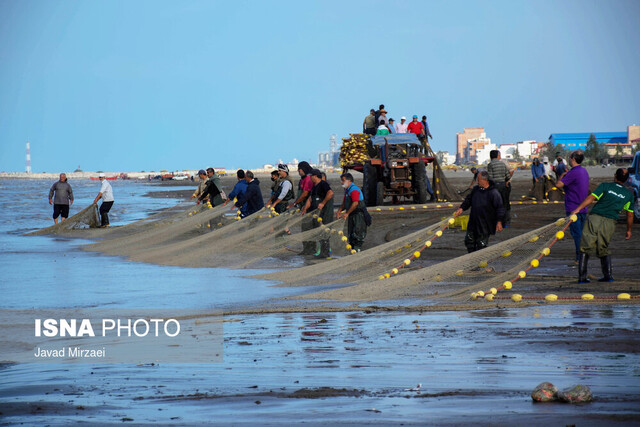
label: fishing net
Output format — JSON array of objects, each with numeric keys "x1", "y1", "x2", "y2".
[
  {"x1": 267, "y1": 216, "x2": 572, "y2": 304},
  {"x1": 26, "y1": 204, "x2": 100, "y2": 236},
  {"x1": 423, "y1": 141, "x2": 461, "y2": 203},
  {"x1": 83, "y1": 204, "x2": 352, "y2": 269}
]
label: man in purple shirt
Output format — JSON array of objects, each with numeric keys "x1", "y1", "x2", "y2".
[{"x1": 556, "y1": 151, "x2": 590, "y2": 263}]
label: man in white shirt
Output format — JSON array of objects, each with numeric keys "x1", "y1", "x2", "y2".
[
  {"x1": 93, "y1": 173, "x2": 115, "y2": 227},
  {"x1": 395, "y1": 116, "x2": 409, "y2": 133}
]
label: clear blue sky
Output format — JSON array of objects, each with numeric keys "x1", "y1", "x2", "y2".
[{"x1": 1, "y1": 0, "x2": 639, "y2": 173}]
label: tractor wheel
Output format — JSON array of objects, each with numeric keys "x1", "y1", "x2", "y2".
[
  {"x1": 362, "y1": 163, "x2": 378, "y2": 207},
  {"x1": 411, "y1": 161, "x2": 428, "y2": 204},
  {"x1": 376, "y1": 181, "x2": 385, "y2": 206}
]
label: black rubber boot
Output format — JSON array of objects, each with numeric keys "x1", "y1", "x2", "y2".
[
  {"x1": 578, "y1": 252, "x2": 590, "y2": 283},
  {"x1": 598, "y1": 255, "x2": 614, "y2": 282},
  {"x1": 315, "y1": 240, "x2": 331, "y2": 258}
]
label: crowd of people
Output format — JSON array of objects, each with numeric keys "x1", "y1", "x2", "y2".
[
  {"x1": 363, "y1": 104, "x2": 433, "y2": 150},
  {"x1": 455, "y1": 149, "x2": 634, "y2": 283},
  {"x1": 190, "y1": 162, "x2": 369, "y2": 256},
  {"x1": 47, "y1": 147, "x2": 636, "y2": 281}
]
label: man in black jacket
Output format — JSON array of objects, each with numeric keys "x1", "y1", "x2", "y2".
[
  {"x1": 234, "y1": 170, "x2": 264, "y2": 217},
  {"x1": 198, "y1": 167, "x2": 221, "y2": 206},
  {"x1": 454, "y1": 170, "x2": 505, "y2": 252}
]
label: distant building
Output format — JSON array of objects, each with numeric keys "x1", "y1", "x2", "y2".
[
  {"x1": 499, "y1": 141, "x2": 546, "y2": 160},
  {"x1": 456, "y1": 128, "x2": 491, "y2": 164},
  {"x1": 318, "y1": 134, "x2": 341, "y2": 168},
  {"x1": 475, "y1": 143, "x2": 497, "y2": 165},
  {"x1": 549, "y1": 132, "x2": 627, "y2": 150},
  {"x1": 628, "y1": 125, "x2": 640, "y2": 147},
  {"x1": 436, "y1": 151, "x2": 456, "y2": 166}
]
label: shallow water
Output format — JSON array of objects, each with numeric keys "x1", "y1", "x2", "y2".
[{"x1": 1, "y1": 179, "x2": 639, "y2": 424}]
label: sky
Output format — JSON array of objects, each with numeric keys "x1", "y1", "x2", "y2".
[{"x1": 1, "y1": 0, "x2": 639, "y2": 173}]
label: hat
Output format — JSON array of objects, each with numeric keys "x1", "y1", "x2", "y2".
[
  {"x1": 543, "y1": 156, "x2": 549, "y2": 163},
  {"x1": 98, "y1": 173, "x2": 105, "y2": 178},
  {"x1": 278, "y1": 164, "x2": 289, "y2": 173},
  {"x1": 197, "y1": 169, "x2": 206, "y2": 176},
  {"x1": 310, "y1": 168, "x2": 323, "y2": 178},
  {"x1": 380, "y1": 109, "x2": 387, "y2": 114},
  {"x1": 412, "y1": 115, "x2": 418, "y2": 119},
  {"x1": 401, "y1": 116, "x2": 406, "y2": 120},
  {"x1": 389, "y1": 118, "x2": 395, "y2": 122}
]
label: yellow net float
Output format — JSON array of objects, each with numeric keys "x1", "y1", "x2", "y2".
[
  {"x1": 317, "y1": 217, "x2": 322, "y2": 223},
  {"x1": 413, "y1": 251, "x2": 421, "y2": 258},
  {"x1": 476, "y1": 290, "x2": 485, "y2": 297},
  {"x1": 351, "y1": 249, "x2": 357, "y2": 255},
  {"x1": 399, "y1": 207, "x2": 404, "y2": 210},
  {"x1": 503, "y1": 281, "x2": 512, "y2": 289},
  {"x1": 530, "y1": 259, "x2": 539, "y2": 268},
  {"x1": 518, "y1": 271, "x2": 526, "y2": 278},
  {"x1": 436, "y1": 230, "x2": 443, "y2": 237},
  {"x1": 217, "y1": 223, "x2": 222, "y2": 226},
  {"x1": 570, "y1": 214, "x2": 578, "y2": 222},
  {"x1": 471, "y1": 292, "x2": 478, "y2": 300},
  {"x1": 478, "y1": 261, "x2": 488, "y2": 268},
  {"x1": 378, "y1": 275, "x2": 385, "y2": 280},
  {"x1": 384, "y1": 273, "x2": 390, "y2": 278},
  {"x1": 545, "y1": 294, "x2": 558, "y2": 302},
  {"x1": 434, "y1": 274, "x2": 442, "y2": 281},
  {"x1": 338, "y1": 230, "x2": 344, "y2": 236},
  {"x1": 403, "y1": 259, "x2": 411, "y2": 266},
  {"x1": 376, "y1": 208, "x2": 381, "y2": 211},
  {"x1": 502, "y1": 251, "x2": 512, "y2": 257},
  {"x1": 490, "y1": 288, "x2": 497, "y2": 295},
  {"x1": 529, "y1": 236, "x2": 539, "y2": 243},
  {"x1": 456, "y1": 270, "x2": 464, "y2": 276},
  {"x1": 581, "y1": 294, "x2": 594, "y2": 300},
  {"x1": 345, "y1": 244, "x2": 352, "y2": 250},
  {"x1": 618, "y1": 293, "x2": 631, "y2": 300},
  {"x1": 556, "y1": 231, "x2": 565, "y2": 239},
  {"x1": 541, "y1": 248, "x2": 550, "y2": 256},
  {"x1": 425, "y1": 241, "x2": 432, "y2": 247},
  {"x1": 485, "y1": 294, "x2": 494, "y2": 301},
  {"x1": 341, "y1": 236, "x2": 348, "y2": 242},
  {"x1": 422, "y1": 205, "x2": 427, "y2": 209},
  {"x1": 392, "y1": 268, "x2": 398, "y2": 275},
  {"x1": 448, "y1": 218, "x2": 455, "y2": 225},
  {"x1": 512, "y1": 294, "x2": 522, "y2": 302}
]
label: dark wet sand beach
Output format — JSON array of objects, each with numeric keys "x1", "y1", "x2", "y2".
[{"x1": 1, "y1": 169, "x2": 639, "y2": 425}]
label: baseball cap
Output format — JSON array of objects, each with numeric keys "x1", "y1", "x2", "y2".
[
  {"x1": 310, "y1": 168, "x2": 323, "y2": 178},
  {"x1": 198, "y1": 169, "x2": 206, "y2": 175},
  {"x1": 389, "y1": 118, "x2": 394, "y2": 122},
  {"x1": 401, "y1": 116, "x2": 406, "y2": 120},
  {"x1": 413, "y1": 115, "x2": 418, "y2": 119},
  {"x1": 98, "y1": 173, "x2": 105, "y2": 178}
]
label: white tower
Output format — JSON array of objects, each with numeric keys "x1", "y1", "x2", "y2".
[{"x1": 25, "y1": 141, "x2": 32, "y2": 173}]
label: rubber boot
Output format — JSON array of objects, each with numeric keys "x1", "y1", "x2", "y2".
[
  {"x1": 313, "y1": 242, "x2": 321, "y2": 257},
  {"x1": 598, "y1": 256, "x2": 614, "y2": 282},
  {"x1": 318, "y1": 240, "x2": 331, "y2": 258},
  {"x1": 299, "y1": 241, "x2": 314, "y2": 255},
  {"x1": 578, "y1": 253, "x2": 590, "y2": 284}
]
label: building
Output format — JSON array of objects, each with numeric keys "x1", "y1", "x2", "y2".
[
  {"x1": 456, "y1": 128, "x2": 490, "y2": 164},
  {"x1": 548, "y1": 132, "x2": 627, "y2": 150},
  {"x1": 318, "y1": 134, "x2": 341, "y2": 168},
  {"x1": 475, "y1": 143, "x2": 497, "y2": 165},
  {"x1": 436, "y1": 151, "x2": 456, "y2": 166}
]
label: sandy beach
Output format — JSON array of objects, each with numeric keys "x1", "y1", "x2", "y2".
[{"x1": 1, "y1": 168, "x2": 639, "y2": 425}]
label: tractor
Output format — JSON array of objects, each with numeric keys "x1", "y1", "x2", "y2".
[{"x1": 342, "y1": 133, "x2": 435, "y2": 207}]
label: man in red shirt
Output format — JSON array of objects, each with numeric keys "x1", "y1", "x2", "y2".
[{"x1": 407, "y1": 115, "x2": 424, "y2": 136}]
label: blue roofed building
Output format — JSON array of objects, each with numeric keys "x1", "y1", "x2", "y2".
[{"x1": 549, "y1": 132, "x2": 627, "y2": 150}]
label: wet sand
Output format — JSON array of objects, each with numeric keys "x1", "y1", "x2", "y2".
[{"x1": 3, "y1": 169, "x2": 640, "y2": 424}]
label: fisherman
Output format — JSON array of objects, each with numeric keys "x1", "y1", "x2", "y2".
[
  {"x1": 454, "y1": 170, "x2": 505, "y2": 253},
  {"x1": 93, "y1": 173, "x2": 114, "y2": 228},
  {"x1": 554, "y1": 156, "x2": 567, "y2": 180},
  {"x1": 198, "y1": 167, "x2": 222, "y2": 206},
  {"x1": 302, "y1": 169, "x2": 334, "y2": 258},
  {"x1": 556, "y1": 151, "x2": 589, "y2": 264},
  {"x1": 531, "y1": 157, "x2": 546, "y2": 200},
  {"x1": 571, "y1": 168, "x2": 633, "y2": 283},
  {"x1": 387, "y1": 118, "x2": 395, "y2": 134},
  {"x1": 224, "y1": 169, "x2": 249, "y2": 216},
  {"x1": 421, "y1": 115, "x2": 433, "y2": 141},
  {"x1": 269, "y1": 170, "x2": 280, "y2": 199},
  {"x1": 487, "y1": 150, "x2": 513, "y2": 226},
  {"x1": 376, "y1": 120, "x2": 390, "y2": 135},
  {"x1": 266, "y1": 164, "x2": 294, "y2": 213},
  {"x1": 395, "y1": 116, "x2": 408, "y2": 134},
  {"x1": 337, "y1": 173, "x2": 368, "y2": 252},
  {"x1": 190, "y1": 169, "x2": 208, "y2": 202},
  {"x1": 627, "y1": 151, "x2": 640, "y2": 220},
  {"x1": 290, "y1": 161, "x2": 316, "y2": 254},
  {"x1": 48, "y1": 173, "x2": 74, "y2": 224},
  {"x1": 363, "y1": 109, "x2": 376, "y2": 136},
  {"x1": 233, "y1": 171, "x2": 264, "y2": 217}
]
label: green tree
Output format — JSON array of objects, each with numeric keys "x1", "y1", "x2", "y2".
[
  {"x1": 584, "y1": 134, "x2": 603, "y2": 163},
  {"x1": 635, "y1": 141, "x2": 640, "y2": 153},
  {"x1": 512, "y1": 147, "x2": 522, "y2": 162},
  {"x1": 615, "y1": 143, "x2": 623, "y2": 160}
]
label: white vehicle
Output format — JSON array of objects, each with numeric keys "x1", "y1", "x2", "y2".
[{"x1": 172, "y1": 174, "x2": 189, "y2": 181}]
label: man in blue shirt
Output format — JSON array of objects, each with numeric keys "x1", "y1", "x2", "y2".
[{"x1": 224, "y1": 169, "x2": 249, "y2": 216}]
